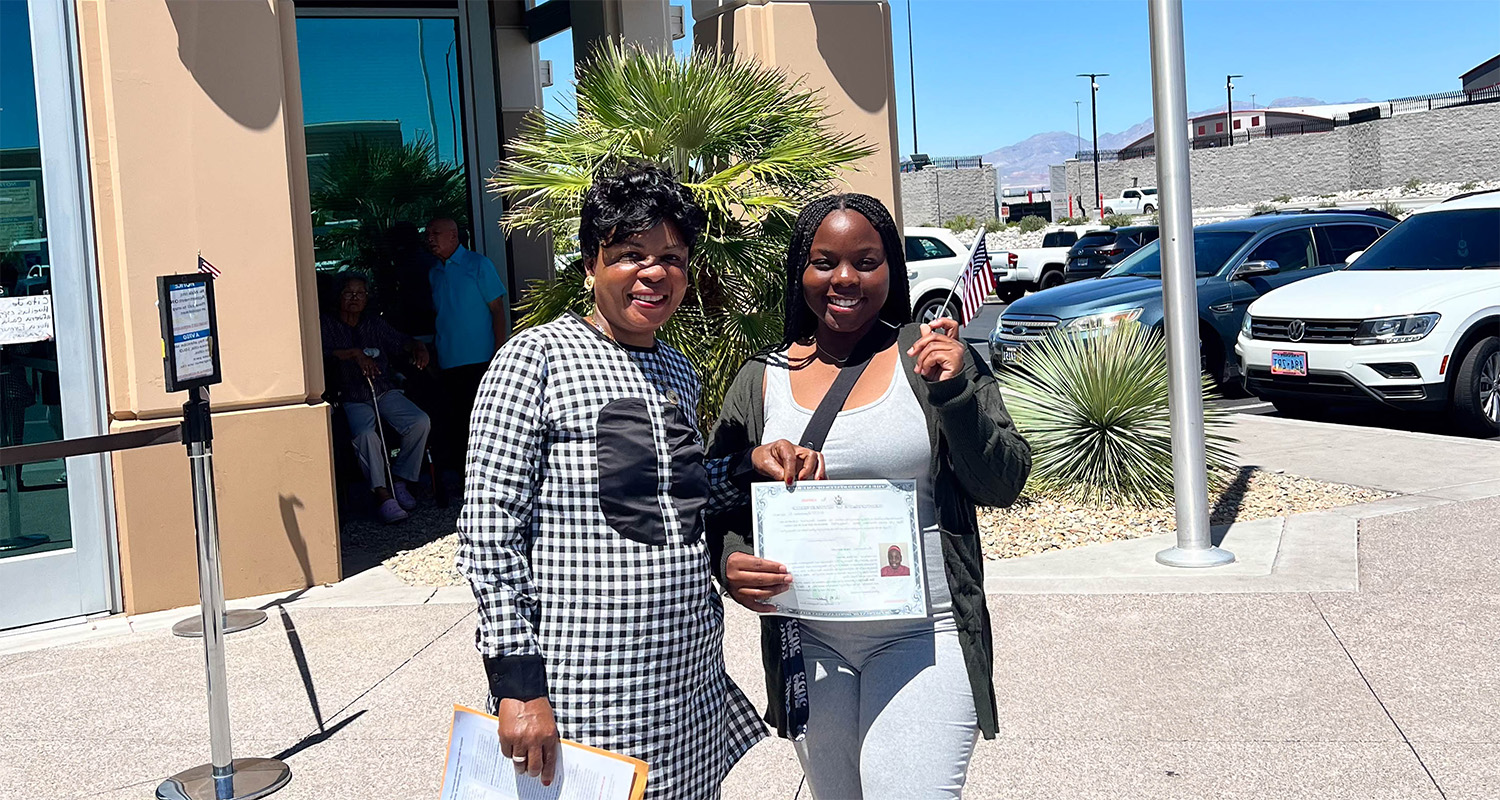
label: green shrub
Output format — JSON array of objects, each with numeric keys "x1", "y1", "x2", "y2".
[
  {"x1": 945, "y1": 214, "x2": 978, "y2": 233},
  {"x1": 1272, "y1": 194, "x2": 1293, "y2": 203},
  {"x1": 1001, "y1": 323, "x2": 1236, "y2": 507},
  {"x1": 1102, "y1": 213, "x2": 1134, "y2": 228},
  {"x1": 1379, "y1": 200, "x2": 1407, "y2": 218},
  {"x1": 1403, "y1": 177, "x2": 1423, "y2": 193},
  {"x1": 1252, "y1": 202, "x2": 1278, "y2": 215},
  {"x1": 1317, "y1": 200, "x2": 1337, "y2": 208},
  {"x1": 1017, "y1": 215, "x2": 1048, "y2": 233},
  {"x1": 1055, "y1": 216, "x2": 1086, "y2": 226},
  {"x1": 981, "y1": 217, "x2": 1004, "y2": 232},
  {"x1": 1460, "y1": 180, "x2": 1478, "y2": 191}
]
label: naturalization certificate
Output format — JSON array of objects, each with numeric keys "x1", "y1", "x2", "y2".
[{"x1": 751, "y1": 480, "x2": 926, "y2": 621}]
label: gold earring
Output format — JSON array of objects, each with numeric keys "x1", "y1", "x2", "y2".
[{"x1": 583, "y1": 275, "x2": 595, "y2": 292}]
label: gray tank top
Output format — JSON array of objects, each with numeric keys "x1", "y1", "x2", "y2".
[{"x1": 760, "y1": 352, "x2": 952, "y2": 614}]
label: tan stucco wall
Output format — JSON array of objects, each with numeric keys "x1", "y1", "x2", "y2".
[
  {"x1": 78, "y1": 0, "x2": 339, "y2": 613},
  {"x1": 693, "y1": 0, "x2": 903, "y2": 224}
]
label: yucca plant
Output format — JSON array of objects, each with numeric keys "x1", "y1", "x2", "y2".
[
  {"x1": 491, "y1": 43, "x2": 874, "y2": 422},
  {"x1": 1000, "y1": 323, "x2": 1236, "y2": 507}
]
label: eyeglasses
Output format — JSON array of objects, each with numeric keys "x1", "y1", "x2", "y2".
[{"x1": 341, "y1": 291, "x2": 368, "y2": 298}]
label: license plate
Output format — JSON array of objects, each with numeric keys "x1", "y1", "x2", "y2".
[
  {"x1": 1000, "y1": 345, "x2": 1024, "y2": 365},
  {"x1": 1270, "y1": 350, "x2": 1307, "y2": 376}
]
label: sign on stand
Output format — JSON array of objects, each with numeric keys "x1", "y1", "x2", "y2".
[{"x1": 155, "y1": 272, "x2": 290, "y2": 800}]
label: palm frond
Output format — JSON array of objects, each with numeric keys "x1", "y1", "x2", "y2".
[{"x1": 491, "y1": 42, "x2": 875, "y2": 423}]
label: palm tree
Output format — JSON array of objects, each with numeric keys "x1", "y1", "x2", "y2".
[
  {"x1": 492, "y1": 43, "x2": 875, "y2": 420},
  {"x1": 309, "y1": 135, "x2": 468, "y2": 274}
]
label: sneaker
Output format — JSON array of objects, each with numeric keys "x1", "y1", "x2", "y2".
[
  {"x1": 392, "y1": 480, "x2": 418, "y2": 511},
  {"x1": 377, "y1": 498, "x2": 409, "y2": 524}
]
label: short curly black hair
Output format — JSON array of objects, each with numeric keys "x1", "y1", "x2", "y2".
[{"x1": 579, "y1": 163, "x2": 707, "y2": 264}]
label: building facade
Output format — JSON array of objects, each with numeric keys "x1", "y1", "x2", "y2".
[{"x1": 1, "y1": 0, "x2": 900, "y2": 631}]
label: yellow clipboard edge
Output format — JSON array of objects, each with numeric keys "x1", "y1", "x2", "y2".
[{"x1": 449, "y1": 704, "x2": 650, "y2": 800}]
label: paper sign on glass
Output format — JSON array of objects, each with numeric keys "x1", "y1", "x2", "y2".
[
  {"x1": 751, "y1": 480, "x2": 927, "y2": 621},
  {"x1": 0, "y1": 295, "x2": 53, "y2": 345},
  {"x1": 440, "y1": 705, "x2": 647, "y2": 800}
]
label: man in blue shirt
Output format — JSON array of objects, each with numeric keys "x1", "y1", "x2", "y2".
[{"x1": 426, "y1": 218, "x2": 508, "y2": 487}]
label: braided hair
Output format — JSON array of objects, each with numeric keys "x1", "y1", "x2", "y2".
[{"x1": 781, "y1": 193, "x2": 912, "y2": 346}]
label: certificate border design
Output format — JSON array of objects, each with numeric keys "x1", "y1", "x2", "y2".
[{"x1": 751, "y1": 479, "x2": 926, "y2": 621}]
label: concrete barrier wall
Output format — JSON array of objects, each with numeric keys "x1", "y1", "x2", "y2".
[
  {"x1": 1050, "y1": 102, "x2": 1500, "y2": 211},
  {"x1": 900, "y1": 165, "x2": 997, "y2": 226}
]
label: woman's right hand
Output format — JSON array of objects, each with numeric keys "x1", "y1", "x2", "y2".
[
  {"x1": 497, "y1": 697, "x2": 559, "y2": 786},
  {"x1": 751, "y1": 439, "x2": 826, "y2": 487},
  {"x1": 725, "y1": 552, "x2": 793, "y2": 613},
  {"x1": 353, "y1": 352, "x2": 381, "y2": 378}
]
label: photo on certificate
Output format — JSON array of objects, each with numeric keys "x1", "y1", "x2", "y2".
[{"x1": 751, "y1": 479, "x2": 927, "y2": 621}]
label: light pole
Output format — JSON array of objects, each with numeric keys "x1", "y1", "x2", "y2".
[
  {"x1": 907, "y1": 1, "x2": 919, "y2": 156},
  {"x1": 1150, "y1": 0, "x2": 1234, "y2": 568},
  {"x1": 1078, "y1": 73, "x2": 1108, "y2": 219},
  {"x1": 1074, "y1": 100, "x2": 1082, "y2": 156},
  {"x1": 1226, "y1": 74, "x2": 1242, "y2": 146}
]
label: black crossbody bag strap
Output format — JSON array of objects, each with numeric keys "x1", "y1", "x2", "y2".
[{"x1": 779, "y1": 348, "x2": 875, "y2": 741}]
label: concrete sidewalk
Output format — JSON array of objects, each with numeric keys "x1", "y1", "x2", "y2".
[{"x1": 3, "y1": 416, "x2": 1498, "y2": 798}]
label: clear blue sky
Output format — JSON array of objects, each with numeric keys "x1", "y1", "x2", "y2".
[
  {"x1": 896, "y1": 0, "x2": 1498, "y2": 155},
  {"x1": 540, "y1": 0, "x2": 1498, "y2": 158}
]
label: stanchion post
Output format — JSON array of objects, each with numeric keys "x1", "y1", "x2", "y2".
[
  {"x1": 156, "y1": 273, "x2": 289, "y2": 800},
  {"x1": 1147, "y1": 0, "x2": 1234, "y2": 568}
]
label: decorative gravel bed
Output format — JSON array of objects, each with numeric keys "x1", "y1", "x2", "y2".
[
  {"x1": 368, "y1": 469, "x2": 1395, "y2": 587},
  {"x1": 979, "y1": 468, "x2": 1396, "y2": 561}
]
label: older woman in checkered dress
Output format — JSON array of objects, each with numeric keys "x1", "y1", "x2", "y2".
[{"x1": 457, "y1": 165, "x2": 820, "y2": 799}]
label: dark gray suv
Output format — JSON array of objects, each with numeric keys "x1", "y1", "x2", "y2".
[{"x1": 990, "y1": 210, "x2": 1397, "y2": 388}]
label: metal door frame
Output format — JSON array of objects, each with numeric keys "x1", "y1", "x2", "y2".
[{"x1": 1, "y1": 0, "x2": 119, "y2": 629}]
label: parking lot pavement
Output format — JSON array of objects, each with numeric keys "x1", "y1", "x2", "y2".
[
  {"x1": 960, "y1": 299, "x2": 1006, "y2": 347},
  {"x1": 1211, "y1": 396, "x2": 1500, "y2": 442}
]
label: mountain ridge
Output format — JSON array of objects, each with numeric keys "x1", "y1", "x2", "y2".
[{"x1": 982, "y1": 96, "x2": 1371, "y2": 187}]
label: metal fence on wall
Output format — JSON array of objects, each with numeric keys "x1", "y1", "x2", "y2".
[{"x1": 899, "y1": 155, "x2": 984, "y2": 172}]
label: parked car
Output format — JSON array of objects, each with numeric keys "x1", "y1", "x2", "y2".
[
  {"x1": 1103, "y1": 187, "x2": 1158, "y2": 216},
  {"x1": 993, "y1": 224, "x2": 1109, "y2": 299},
  {"x1": 1064, "y1": 226, "x2": 1160, "y2": 283},
  {"x1": 990, "y1": 210, "x2": 1397, "y2": 388},
  {"x1": 1237, "y1": 191, "x2": 1499, "y2": 435},
  {"x1": 904, "y1": 227, "x2": 972, "y2": 322}
]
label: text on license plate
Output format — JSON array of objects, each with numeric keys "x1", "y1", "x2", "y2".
[
  {"x1": 1001, "y1": 346, "x2": 1023, "y2": 364},
  {"x1": 1270, "y1": 350, "x2": 1307, "y2": 376}
]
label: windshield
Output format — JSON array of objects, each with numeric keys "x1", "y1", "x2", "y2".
[
  {"x1": 1104, "y1": 230, "x2": 1254, "y2": 278},
  {"x1": 1074, "y1": 233, "x2": 1116, "y2": 248},
  {"x1": 1347, "y1": 208, "x2": 1499, "y2": 271}
]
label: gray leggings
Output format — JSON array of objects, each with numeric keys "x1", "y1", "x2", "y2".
[{"x1": 793, "y1": 615, "x2": 978, "y2": 799}]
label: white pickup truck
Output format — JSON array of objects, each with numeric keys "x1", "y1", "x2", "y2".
[
  {"x1": 1103, "y1": 187, "x2": 1158, "y2": 216},
  {"x1": 993, "y1": 225, "x2": 1108, "y2": 297}
]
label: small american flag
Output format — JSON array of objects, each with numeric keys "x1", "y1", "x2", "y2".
[
  {"x1": 197, "y1": 254, "x2": 222, "y2": 279},
  {"x1": 957, "y1": 231, "x2": 995, "y2": 326}
]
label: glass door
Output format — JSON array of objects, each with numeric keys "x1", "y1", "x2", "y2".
[{"x1": 0, "y1": 0, "x2": 115, "y2": 630}]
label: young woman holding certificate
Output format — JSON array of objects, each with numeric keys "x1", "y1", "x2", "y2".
[
  {"x1": 707, "y1": 194, "x2": 1032, "y2": 799},
  {"x1": 457, "y1": 164, "x2": 819, "y2": 799}
]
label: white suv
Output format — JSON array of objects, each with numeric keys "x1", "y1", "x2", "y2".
[
  {"x1": 1236, "y1": 190, "x2": 1500, "y2": 436},
  {"x1": 905, "y1": 227, "x2": 973, "y2": 322}
]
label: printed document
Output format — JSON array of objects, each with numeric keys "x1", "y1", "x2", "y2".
[
  {"x1": 752, "y1": 480, "x2": 927, "y2": 621},
  {"x1": 440, "y1": 706, "x2": 647, "y2": 800}
]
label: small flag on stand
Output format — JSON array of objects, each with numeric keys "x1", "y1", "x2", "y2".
[
  {"x1": 956, "y1": 230, "x2": 995, "y2": 326},
  {"x1": 197, "y1": 254, "x2": 222, "y2": 279}
]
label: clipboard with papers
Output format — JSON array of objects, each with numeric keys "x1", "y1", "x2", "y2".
[{"x1": 441, "y1": 705, "x2": 648, "y2": 800}]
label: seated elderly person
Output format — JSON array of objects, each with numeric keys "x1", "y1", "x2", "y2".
[{"x1": 321, "y1": 272, "x2": 432, "y2": 524}]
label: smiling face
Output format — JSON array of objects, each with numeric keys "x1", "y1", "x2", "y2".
[
  {"x1": 588, "y1": 221, "x2": 690, "y2": 348},
  {"x1": 887, "y1": 547, "x2": 902, "y2": 567},
  {"x1": 803, "y1": 210, "x2": 890, "y2": 340}
]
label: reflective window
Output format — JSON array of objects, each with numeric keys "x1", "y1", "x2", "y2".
[
  {"x1": 1317, "y1": 224, "x2": 1385, "y2": 266},
  {"x1": 0, "y1": 0, "x2": 71, "y2": 556},
  {"x1": 905, "y1": 237, "x2": 956, "y2": 262},
  {"x1": 1248, "y1": 228, "x2": 1317, "y2": 272},
  {"x1": 297, "y1": 16, "x2": 472, "y2": 336}
]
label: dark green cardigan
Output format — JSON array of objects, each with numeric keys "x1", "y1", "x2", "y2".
[{"x1": 705, "y1": 322, "x2": 1032, "y2": 740}]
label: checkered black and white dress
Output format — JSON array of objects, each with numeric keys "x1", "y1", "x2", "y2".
[{"x1": 458, "y1": 312, "x2": 764, "y2": 799}]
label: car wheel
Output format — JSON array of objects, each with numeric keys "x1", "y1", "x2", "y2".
[
  {"x1": 1038, "y1": 270, "x2": 1065, "y2": 291},
  {"x1": 1452, "y1": 336, "x2": 1500, "y2": 437},
  {"x1": 1143, "y1": 204, "x2": 1156, "y2": 214},
  {"x1": 915, "y1": 293, "x2": 959, "y2": 324}
]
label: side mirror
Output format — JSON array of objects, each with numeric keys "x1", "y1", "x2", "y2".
[
  {"x1": 1234, "y1": 259, "x2": 1280, "y2": 280},
  {"x1": 1344, "y1": 250, "x2": 1364, "y2": 266}
]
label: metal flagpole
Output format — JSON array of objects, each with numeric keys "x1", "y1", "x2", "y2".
[
  {"x1": 158, "y1": 388, "x2": 290, "y2": 800},
  {"x1": 1147, "y1": 0, "x2": 1233, "y2": 568}
]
